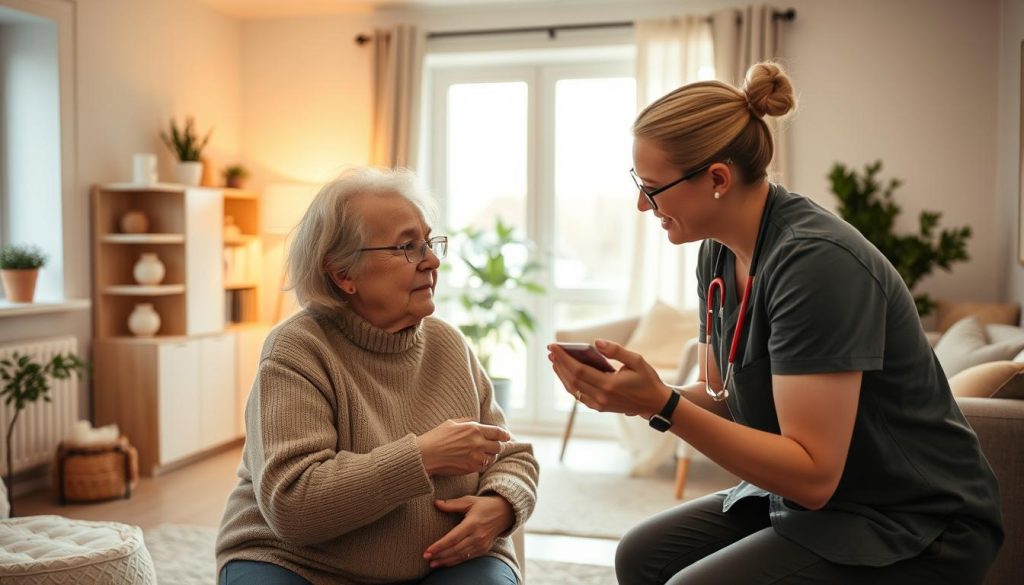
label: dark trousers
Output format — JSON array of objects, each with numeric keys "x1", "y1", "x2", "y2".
[
  {"x1": 615, "y1": 492, "x2": 997, "y2": 585},
  {"x1": 219, "y1": 556, "x2": 517, "y2": 585}
]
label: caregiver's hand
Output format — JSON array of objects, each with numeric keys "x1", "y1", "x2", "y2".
[
  {"x1": 547, "y1": 339, "x2": 670, "y2": 418},
  {"x1": 423, "y1": 495, "x2": 515, "y2": 568}
]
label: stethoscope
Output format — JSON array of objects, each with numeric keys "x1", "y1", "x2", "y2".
[{"x1": 704, "y1": 189, "x2": 776, "y2": 402}]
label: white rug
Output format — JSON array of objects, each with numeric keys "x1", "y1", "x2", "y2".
[
  {"x1": 525, "y1": 457, "x2": 738, "y2": 539},
  {"x1": 143, "y1": 525, "x2": 616, "y2": 584}
]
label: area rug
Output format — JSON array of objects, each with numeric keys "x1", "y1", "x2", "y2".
[
  {"x1": 143, "y1": 524, "x2": 616, "y2": 584},
  {"x1": 524, "y1": 457, "x2": 738, "y2": 539}
]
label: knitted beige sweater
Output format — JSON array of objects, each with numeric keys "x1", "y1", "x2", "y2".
[{"x1": 215, "y1": 308, "x2": 539, "y2": 584}]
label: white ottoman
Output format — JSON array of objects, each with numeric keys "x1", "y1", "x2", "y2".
[{"x1": 0, "y1": 515, "x2": 156, "y2": 584}]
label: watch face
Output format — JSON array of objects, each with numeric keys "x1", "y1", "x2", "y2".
[{"x1": 649, "y1": 414, "x2": 672, "y2": 432}]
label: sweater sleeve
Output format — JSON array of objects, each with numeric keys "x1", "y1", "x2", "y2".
[
  {"x1": 471, "y1": 352, "x2": 539, "y2": 534},
  {"x1": 249, "y1": 356, "x2": 434, "y2": 546}
]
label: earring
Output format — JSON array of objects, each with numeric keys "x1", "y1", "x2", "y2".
[{"x1": 714, "y1": 191, "x2": 721, "y2": 200}]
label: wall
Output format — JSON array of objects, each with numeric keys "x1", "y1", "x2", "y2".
[
  {"x1": 999, "y1": 0, "x2": 1024, "y2": 310},
  {"x1": 238, "y1": 0, "x2": 1005, "y2": 310}
]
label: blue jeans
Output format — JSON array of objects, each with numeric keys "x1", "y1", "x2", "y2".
[{"x1": 220, "y1": 557, "x2": 518, "y2": 585}]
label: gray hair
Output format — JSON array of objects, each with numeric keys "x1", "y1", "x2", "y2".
[{"x1": 286, "y1": 166, "x2": 438, "y2": 315}]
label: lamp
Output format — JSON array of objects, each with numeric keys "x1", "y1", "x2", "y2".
[{"x1": 261, "y1": 182, "x2": 319, "y2": 321}]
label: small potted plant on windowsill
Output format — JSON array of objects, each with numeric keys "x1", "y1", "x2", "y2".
[
  {"x1": 160, "y1": 116, "x2": 212, "y2": 186},
  {"x1": 0, "y1": 244, "x2": 47, "y2": 303},
  {"x1": 223, "y1": 164, "x2": 250, "y2": 189},
  {"x1": 453, "y1": 218, "x2": 545, "y2": 412}
]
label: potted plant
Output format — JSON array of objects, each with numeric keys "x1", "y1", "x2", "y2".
[
  {"x1": 160, "y1": 116, "x2": 212, "y2": 186},
  {"x1": 829, "y1": 160, "x2": 971, "y2": 316},
  {"x1": 0, "y1": 245, "x2": 46, "y2": 303},
  {"x1": 0, "y1": 351, "x2": 87, "y2": 515},
  {"x1": 222, "y1": 164, "x2": 249, "y2": 189},
  {"x1": 453, "y1": 218, "x2": 545, "y2": 411}
]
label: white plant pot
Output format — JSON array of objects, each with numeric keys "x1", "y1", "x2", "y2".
[
  {"x1": 133, "y1": 253, "x2": 165, "y2": 285},
  {"x1": 128, "y1": 303, "x2": 161, "y2": 337},
  {"x1": 175, "y1": 161, "x2": 203, "y2": 186}
]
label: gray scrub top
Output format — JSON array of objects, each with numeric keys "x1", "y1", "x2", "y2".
[{"x1": 696, "y1": 183, "x2": 1003, "y2": 566}]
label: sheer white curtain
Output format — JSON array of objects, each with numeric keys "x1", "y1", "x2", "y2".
[
  {"x1": 618, "y1": 17, "x2": 713, "y2": 478},
  {"x1": 370, "y1": 25, "x2": 425, "y2": 169},
  {"x1": 627, "y1": 17, "x2": 714, "y2": 316},
  {"x1": 711, "y1": 5, "x2": 789, "y2": 184}
]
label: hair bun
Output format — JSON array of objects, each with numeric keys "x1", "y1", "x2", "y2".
[{"x1": 742, "y1": 62, "x2": 796, "y2": 118}]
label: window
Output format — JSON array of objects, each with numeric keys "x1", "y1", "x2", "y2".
[
  {"x1": 0, "y1": 1, "x2": 74, "y2": 302},
  {"x1": 427, "y1": 45, "x2": 638, "y2": 434}
]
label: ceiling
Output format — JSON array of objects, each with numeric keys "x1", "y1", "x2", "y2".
[{"x1": 197, "y1": 0, "x2": 563, "y2": 19}]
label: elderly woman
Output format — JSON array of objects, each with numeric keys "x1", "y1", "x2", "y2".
[{"x1": 216, "y1": 167, "x2": 539, "y2": 585}]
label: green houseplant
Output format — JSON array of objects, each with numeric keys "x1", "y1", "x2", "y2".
[
  {"x1": 454, "y1": 218, "x2": 545, "y2": 411},
  {"x1": 1, "y1": 351, "x2": 87, "y2": 515},
  {"x1": 0, "y1": 244, "x2": 47, "y2": 303},
  {"x1": 829, "y1": 161, "x2": 971, "y2": 316},
  {"x1": 222, "y1": 164, "x2": 249, "y2": 189},
  {"x1": 160, "y1": 116, "x2": 212, "y2": 186}
]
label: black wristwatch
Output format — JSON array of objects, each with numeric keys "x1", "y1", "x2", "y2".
[{"x1": 649, "y1": 387, "x2": 681, "y2": 432}]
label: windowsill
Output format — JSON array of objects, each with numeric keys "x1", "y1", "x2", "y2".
[{"x1": 0, "y1": 298, "x2": 90, "y2": 318}]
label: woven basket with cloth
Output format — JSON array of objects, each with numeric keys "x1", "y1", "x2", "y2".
[{"x1": 51, "y1": 436, "x2": 139, "y2": 504}]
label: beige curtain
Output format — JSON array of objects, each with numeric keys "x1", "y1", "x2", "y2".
[
  {"x1": 621, "y1": 16, "x2": 713, "y2": 478},
  {"x1": 627, "y1": 16, "x2": 714, "y2": 316},
  {"x1": 711, "y1": 5, "x2": 789, "y2": 184},
  {"x1": 370, "y1": 25, "x2": 425, "y2": 169}
]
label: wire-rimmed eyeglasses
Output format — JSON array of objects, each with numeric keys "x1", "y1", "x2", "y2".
[
  {"x1": 629, "y1": 162, "x2": 715, "y2": 210},
  {"x1": 359, "y1": 235, "x2": 448, "y2": 263}
]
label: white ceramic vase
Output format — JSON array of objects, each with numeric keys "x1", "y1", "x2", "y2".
[
  {"x1": 175, "y1": 161, "x2": 203, "y2": 186},
  {"x1": 127, "y1": 303, "x2": 161, "y2": 337},
  {"x1": 133, "y1": 253, "x2": 165, "y2": 285}
]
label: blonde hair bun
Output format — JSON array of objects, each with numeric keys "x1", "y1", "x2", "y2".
[{"x1": 743, "y1": 61, "x2": 796, "y2": 118}]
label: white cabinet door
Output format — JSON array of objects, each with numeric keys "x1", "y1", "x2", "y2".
[
  {"x1": 234, "y1": 325, "x2": 270, "y2": 437},
  {"x1": 199, "y1": 333, "x2": 237, "y2": 449},
  {"x1": 158, "y1": 340, "x2": 201, "y2": 465},
  {"x1": 185, "y1": 188, "x2": 224, "y2": 335}
]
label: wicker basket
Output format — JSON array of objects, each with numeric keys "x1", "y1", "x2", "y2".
[{"x1": 51, "y1": 436, "x2": 139, "y2": 504}]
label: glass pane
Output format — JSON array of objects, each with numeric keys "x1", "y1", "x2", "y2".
[
  {"x1": 553, "y1": 77, "x2": 637, "y2": 290},
  {"x1": 445, "y1": 82, "x2": 529, "y2": 288}
]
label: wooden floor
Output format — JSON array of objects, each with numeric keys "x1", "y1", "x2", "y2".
[{"x1": 13, "y1": 434, "x2": 646, "y2": 566}]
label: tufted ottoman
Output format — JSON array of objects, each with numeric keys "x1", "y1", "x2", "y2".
[{"x1": 0, "y1": 515, "x2": 156, "y2": 584}]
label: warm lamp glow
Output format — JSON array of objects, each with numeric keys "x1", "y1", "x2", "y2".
[{"x1": 261, "y1": 182, "x2": 320, "y2": 235}]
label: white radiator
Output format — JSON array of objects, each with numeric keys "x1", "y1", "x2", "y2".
[{"x1": 0, "y1": 336, "x2": 79, "y2": 474}]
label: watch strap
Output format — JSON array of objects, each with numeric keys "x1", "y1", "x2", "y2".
[{"x1": 649, "y1": 388, "x2": 681, "y2": 432}]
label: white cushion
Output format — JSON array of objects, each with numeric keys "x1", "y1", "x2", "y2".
[
  {"x1": 624, "y1": 300, "x2": 698, "y2": 371},
  {"x1": 0, "y1": 515, "x2": 155, "y2": 584},
  {"x1": 934, "y1": 316, "x2": 1024, "y2": 377}
]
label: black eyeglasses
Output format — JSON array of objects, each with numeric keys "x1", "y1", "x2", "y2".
[
  {"x1": 359, "y1": 235, "x2": 448, "y2": 263},
  {"x1": 629, "y1": 162, "x2": 714, "y2": 210}
]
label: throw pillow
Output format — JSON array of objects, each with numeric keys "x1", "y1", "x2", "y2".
[
  {"x1": 948, "y1": 361, "x2": 1024, "y2": 399},
  {"x1": 624, "y1": 300, "x2": 698, "y2": 371},
  {"x1": 935, "y1": 300, "x2": 1020, "y2": 333},
  {"x1": 934, "y1": 316, "x2": 1024, "y2": 377}
]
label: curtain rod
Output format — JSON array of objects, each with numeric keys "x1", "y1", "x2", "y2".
[{"x1": 354, "y1": 8, "x2": 796, "y2": 45}]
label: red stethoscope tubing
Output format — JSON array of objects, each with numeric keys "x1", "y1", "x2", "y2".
[{"x1": 705, "y1": 273, "x2": 755, "y2": 394}]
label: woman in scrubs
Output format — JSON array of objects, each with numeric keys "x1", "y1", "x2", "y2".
[{"x1": 548, "y1": 61, "x2": 1002, "y2": 585}]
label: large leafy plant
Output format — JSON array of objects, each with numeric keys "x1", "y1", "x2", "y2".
[
  {"x1": 0, "y1": 351, "x2": 87, "y2": 515},
  {"x1": 829, "y1": 161, "x2": 971, "y2": 316},
  {"x1": 160, "y1": 116, "x2": 212, "y2": 162},
  {"x1": 454, "y1": 218, "x2": 545, "y2": 374}
]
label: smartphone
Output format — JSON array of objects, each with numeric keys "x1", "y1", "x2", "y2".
[{"x1": 554, "y1": 342, "x2": 616, "y2": 373}]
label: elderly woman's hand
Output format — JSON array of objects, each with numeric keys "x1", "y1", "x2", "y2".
[
  {"x1": 416, "y1": 418, "x2": 511, "y2": 476},
  {"x1": 423, "y1": 494, "x2": 515, "y2": 568}
]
